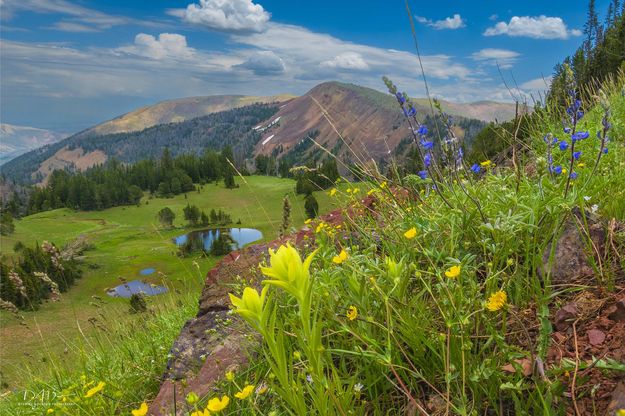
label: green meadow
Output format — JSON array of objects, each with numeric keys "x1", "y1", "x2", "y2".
[{"x1": 0, "y1": 175, "x2": 341, "y2": 389}]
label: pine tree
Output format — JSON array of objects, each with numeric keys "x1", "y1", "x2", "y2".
[
  {"x1": 279, "y1": 196, "x2": 291, "y2": 238},
  {"x1": 304, "y1": 194, "x2": 319, "y2": 219}
]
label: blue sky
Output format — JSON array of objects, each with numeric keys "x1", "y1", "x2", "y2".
[{"x1": 0, "y1": 0, "x2": 611, "y2": 132}]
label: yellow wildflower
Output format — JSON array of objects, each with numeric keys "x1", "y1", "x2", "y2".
[
  {"x1": 332, "y1": 249, "x2": 348, "y2": 264},
  {"x1": 46, "y1": 410, "x2": 54, "y2": 415},
  {"x1": 577, "y1": 162, "x2": 586, "y2": 168},
  {"x1": 84, "y1": 381, "x2": 105, "y2": 398},
  {"x1": 186, "y1": 391, "x2": 199, "y2": 405},
  {"x1": 235, "y1": 384, "x2": 255, "y2": 400},
  {"x1": 486, "y1": 291, "x2": 507, "y2": 312},
  {"x1": 315, "y1": 222, "x2": 326, "y2": 233},
  {"x1": 225, "y1": 370, "x2": 235, "y2": 381},
  {"x1": 191, "y1": 410, "x2": 210, "y2": 416},
  {"x1": 616, "y1": 409, "x2": 625, "y2": 416},
  {"x1": 380, "y1": 181, "x2": 387, "y2": 189},
  {"x1": 131, "y1": 402, "x2": 148, "y2": 416},
  {"x1": 207, "y1": 396, "x2": 230, "y2": 412},
  {"x1": 444, "y1": 265, "x2": 461, "y2": 279},
  {"x1": 353, "y1": 187, "x2": 360, "y2": 193},
  {"x1": 403, "y1": 227, "x2": 417, "y2": 239},
  {"x1": 260, "y1": 243, "x2": 317, "y2": 301},
  {"x1": 367, "y1": 189, "x2": 375, "y2": 196},
  {"x1": 329, "y1": 188, "x2": 337, "y2": 196},
  {"x1": 346, "y1": 306, "x2": 358, "y2": 321},
  {"x1": 480, "y1": 160, "x2": 492, "y2": 168},
  {"x1": 304, "y1": 218, "x2": 312, "y2": 224},
  {"x1": 229, "y1": 286, "x2": 269, "y2": 331}
]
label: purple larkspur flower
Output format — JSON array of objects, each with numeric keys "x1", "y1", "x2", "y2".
[{"x1": 559, "y1": 141, "x2": 569, "y2": 151}]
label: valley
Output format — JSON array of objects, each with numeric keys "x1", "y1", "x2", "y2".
[{"x1": 0, "y1": 175, "x2": 342, "y2": 389}]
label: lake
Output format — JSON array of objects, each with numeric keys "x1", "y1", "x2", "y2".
[
  {"x1": 173, "y1": 227, "x2": 263, "y2": 251},
  {"x1": 106, "y1": 280, "x2": 168, "y2": 298}
]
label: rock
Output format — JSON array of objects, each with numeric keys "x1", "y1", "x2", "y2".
[
  {"x1": 587, "y1": 329, "x2": 606, "y2": 346},
  {"x1": 607, "y1": 298, "x2": 625, "y2": 323},
  {"x1": 553, "y1": 303, "x2": 579, "y2": 332},
  {"x1": 540, "y1": 208, "x2": 606, "y2": 286},
  {"x1": 605, "y1": 382, "x2": 625, "y2": 416}
]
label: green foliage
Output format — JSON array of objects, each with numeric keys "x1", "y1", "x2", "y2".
[
  {"x1": 209, "y1": 233, "x2": 233, "y2": 256},
  {"x1": 129, "y1": 293, "x2": 148, "y2": 313},
  {"x1": 0, "y1": 209, "x2": 15, "y2": 236},
  {"x1": 183, "y1": 204, "x2": 201, "y2": 227},
  {"x1": 304, "y1": 194, "x2": 319, "y2": 219},
  {"x1": 156, "y1": 207, "x2": 175, "y2": 228}
]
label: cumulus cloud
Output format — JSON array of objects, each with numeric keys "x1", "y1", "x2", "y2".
[
  {"x1": 234, "y1": 50, "x2": 285, "y2": 75},
  {"x1": 484, "y1": 16, "x2": 582, "y2": 39},
  {"x1": 172, "y1": 0, "x2": 270, "y2": 33},
  {"x1": 415, "y1": 14, "x2": 465, "y2": 30},
  {"x1": 320, "y1": 52, "x2": 369, "y2": 70},
  {"x1": 118, "y1": 33, "x2": 196, "y2": 60},
  {"x1": 471, "y1": 48, "x2": 520, "y2": 69},
  {"x1": 520, "y1": 76, "x2": 552, "y2": 90}
]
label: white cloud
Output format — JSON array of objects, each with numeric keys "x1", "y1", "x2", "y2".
[
  {"x1": 484, "y1": 16, "x2": 581, "y2": 39},
  {"x1": 415, "y1": 14, "x2": 465, "y2": 30},
  {"x1": 3, "y1": 0, "x2": 162, "y2": 31},
  {"x1": 471, "y1": 48, "x2": 520, "y2": 69},
  {"x1": 173, "y1": 0, "x2": 270, "y2": 33},
  {"x1": 118, "y1": 33, "x2": 196, "y2": 60},
  {"x1": 520, "y1": 76, "x2": 552, "y2": 90},
  {"x1": 489, "y1": 14, "x2": 498, "y2": 21},
  {"x1": 235, "y1": 50, "x2": 285, "y2": 75},
  {"x1": 320, "y1": 52, "x2": 369, "y2": 70},
  {"x1": 50, "y1": 21, "x2": 100, "y2": 32}
]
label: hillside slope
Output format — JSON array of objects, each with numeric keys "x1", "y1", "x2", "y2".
[{"x1": 74, "y1": 94, "x2": 295, "y2": 140}]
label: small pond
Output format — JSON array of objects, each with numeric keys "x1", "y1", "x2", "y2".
[
  {"x1": 173, "y1": 228, "x2": 263, "y2": 251},
  {"x1": 140, "y1": 267, "x2": 156, "y2": 275},
  {"x1": 106, "y1": 280, "x2": 168, "y2": 298}
]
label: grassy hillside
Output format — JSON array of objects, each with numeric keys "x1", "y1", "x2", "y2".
[{"x1": 0, "y1": 176, "x2": 343, "y2": 392}]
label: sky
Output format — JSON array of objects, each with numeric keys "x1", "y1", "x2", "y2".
[{"x1": 0, "y1": 0, "x2": 611, "y2": 132}]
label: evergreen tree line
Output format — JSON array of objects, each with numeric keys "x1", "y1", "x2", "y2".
[
  {"x1": 550, "y1": 0, "x2": 625, "y2": 104},
  {"x1": 27, "y1": 147, "x2": 237, "y2": 213},
  {"x1": 0, "y1": 241, "x2": 82, "y2": 310}
]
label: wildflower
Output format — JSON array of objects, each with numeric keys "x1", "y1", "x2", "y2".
[
  {"x1": 306, "y1": 375, "x2": 314, "y2": 384},
  {"x1": 421, "y1": 140, "x2": 434, "y2": 150},
  {"x1": 191, "y1": 409, "x2": 210, "y2": 416},
  {"x1": 186, "y1": 391, "x2": 199, "y2": 405},
  {"x1": 304, "y1": 218, "x2": 312, "y2": 225},
  {"x1": 573, "y1": 151, "x2": 581, "y2": 160},
  {"x1": 591, "y1": 204, "x2": 599, "y2": 214},
  {"x1": 346, "y1": 305, "x2": 358, "y2": 321},
  {"x1": 417, "y1": 125, "x2": 428, "y2": 136},
  {"x1": 486, "y1": 291, "x2": 507, "y2": 312},
  {"x1": 480, "y1": 160, "x2": 492, "y2": 168},
  {"x1": 315, "y1": 222, "x2": 326, "y2": 233},
  {"x1": 84, "y1": 381, "x2": 105, "y2": 398},
  {"x1": 577, "y1": 162, "x2": 586, "y2": 168},
  {"x1": 552, "y1": 166, "x2": 563, "y2": 175},
  {"x1": 615, "y1": 409, "x2": 625, "y2": 416},
  {"x1": 569, "y1": 172, "x2": 578, "y2": 180},
  {"x1": 293, "y1": 351, "x2": 302, "y2": 360},
  {"x1": 261, "y1": 244, "x2": 318, "y2": 303},
  {"x1": 417, "y1": 170, "x2": 427, "y2": 180},
  {"x1": 235, "y1": 384, "x2": 255, "y2": 400},
  {"x1": 256, "y1": 383, "x2": 269, "y2": 395},
  {"x1": 354, "y1": 383, "x2": 364, "y2": 392},
  {"x1": 131, "y1": 402, "x2": 148, "y2": 416},
  {"x1": 329, "y1": 188, "x2": 337, "y2": 196},
  {"x1": 333, "y1": 249, "x2": 349, "y2": 264},
  {"x1": 47, "y1": 410, "x2": 54, "y2": 415},
  {"x1": 225, "y1": 370, "x2": 235, "y2": 381},
  {"x1": 506, "y1": 258, "x2": 514, "y2": 266},
  {"x1": 367, "y1": 189, "x2": 375, "y2": 196},
  {"x1": 380, "y1": 181, "x2": 387, "y2": 189},
  {"x1": 404, "y1": 227, "x2": 417, "y2": 239},
  {"x1": 558, "y1": 141, "x2": 569, "y2": 151},
  {"x1": 229, "y1": 286, "x2": 269, "y2": 331},
  {"x1": 444, "y1": 265, "x2": 461, "y2": 279},
  {"x1": 424, "y1": 152, "x2": 432, "y2": 167},
  {"x1": 470, "y1": 163, "x2": 481, "y2": 174},
  {"x1": 207, "y1": 396, "x2": 230, "y2": 412}
]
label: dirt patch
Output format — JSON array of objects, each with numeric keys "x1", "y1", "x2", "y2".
[{"x1": 34, "y1": 146, "x2": 107, "y2": 185}]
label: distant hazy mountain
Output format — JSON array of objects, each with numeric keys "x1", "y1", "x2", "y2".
[
  {"x1": 0, "y1": 124, "x2": 67, "y2": 165},
  {"x1": 1, "y1": 82, "x2": 518, "y2": 184}
]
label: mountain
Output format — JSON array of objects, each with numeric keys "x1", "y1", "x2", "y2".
[
  {"x1": 0, "y1": 124, "x2": 67, "y2": 165},
  {"x1": 73, "y1": 94, "x2": 296, "y2": 140},
  {"x1": 0, "y1": 82, "x2": 517, "y2": 184}
]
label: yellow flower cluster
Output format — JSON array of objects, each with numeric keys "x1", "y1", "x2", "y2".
[
  {"x1": 403, "y1": 227, "x2": 417, "y2": 239},
  {"x1": 346, "y1": 305, "x2": 358, "y2": 321},
  {"x1": 333, "y1": 249, "x2": 349, "y2": 264},
  {"x1": 486, "y1": 291, "x2": 507, "y2": 312},
  {"x1": 444, "y1": 265, "x2": 461, "y2": 279}
]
